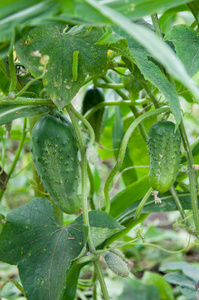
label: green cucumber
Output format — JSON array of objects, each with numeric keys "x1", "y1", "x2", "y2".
[
  {"x1": 31, "y1": 113, "x2": 81, "y2": 214},
  {"x1": 82, "y1": 86, "x2": 105, "y2": 142},
  {"x1": 148, "y1": 121, "x2": 181, "y2": 193},
  {"x1": 105, "y1": 252, "x2": 129, "y2": 278}
]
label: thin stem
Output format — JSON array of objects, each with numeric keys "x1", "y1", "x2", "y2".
[
  {"x1": 14, "y1": 71, "x2": 45, "y2": 98},
  {"x1": 87, "y1": 163, "x2": 96, "y2": 210},
  {"x1": 66, "y1": 104, "x2": 96, "y2": 251},
  {"x1": 179, "y1": 121, "x2": 199, "y2": 236},
  {"x1": 40, "y1": 88, "x2": 47, "y2": 98},
  {"x1": 9, "y1": 51, "x2": 17, "y2": 93},
  {"x1": 84, "y1": 100, "x2": 135, "y2": 119},
  {"x1": 93, "y1": 259, "x2": 109, "y2": 300},
  {"x1": 0, "y1": 118, "x2": 27, "y2": 202},
  {"x1": 95, "y1": 82, "x2": 124, "y2": 89},
  {"x1": 0, "y1": 97, "x2": 54, "y2": 106},
  {"x1": 70, "y1": 106, "x2": 95, "y2": 146},
  {"x1": 104, "y1": 106, "x2": 170, "y2": 213},
  {"x1": 141, "y1": 81, "x2": 159, "y2": 108},
  {"x1": 67, "y1": 103, "x2": 109, "y2": 299},
  {"x1": 134, "y1": 188, "x2": 153, "y2": 220},
  {"x1": 1, "y1": 139, "x2": 6, "y2": 170},
  {"x1": 151, "y1": 13, "x2": 163, "y2": 39},
  {"x1": 102, "y1": 75, "x2": 148, "y2": 143},
  {"x1": 170, "y1": 186, "x2": 187, "y2": 220}
]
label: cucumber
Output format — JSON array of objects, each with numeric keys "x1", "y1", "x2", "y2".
[
  {"x1": 82, "y1": 86, "x2": 105, "y2": 142},
  {"x1": 105, "y1": 252, "x2": 129, "y2": 278},
  {"x1": 148, "y1": 121, "x2": 181, "y2": 193},
  {"x1": 31, "y1": 113, "x2": 81, "y2": 214}
]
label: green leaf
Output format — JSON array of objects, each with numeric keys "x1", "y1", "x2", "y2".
[
  {"x1": 61, "y1": 0, "x2": 192, "y2": 24},
  {"x1": 86, "y1": 0, "x2": 199, "y2": 102},
  {"x1": 142, "y1": 271, "x2": 174, "y2": 300},
  {"x1": 0, "y1": 1, "x2": 61, "y2": 58},
  {"x1": 86, "y1": 210, "x2": 124, "y2": 247},
  {"x1": 165, "y1": 25, "x2": 199, "y2": 77},
  {"x1": 160, "y1": 262, "x2": 199, "y2": 282},
  {"x1": 109, "y1": 175, "x2": 151, "y2": 218},
  {"x1": 98, "y1": 25, "x2": 181, "y2": 127},
  {"x1": 118, "y1": 191, "x2": 199, "y2": 224},
  {"x1": 0, "y1": 198, "x2": 86, "y2": 300},
  {"x1": 117, "y1": 277, "x2": 160, "y2": 300},
  {"x1": 0, "y1": 105, "x2": 50, "y2": 125},
  {"x1": 15, "y1": 25, "x2": 107, "y2": 108},
  {"x1": 0, "y1": 198, "x2": 123, "y2": 300},
  {"x1": 105, "y1": 0, "x2": 193, "y2": 20},
  {"x1": 163, "y1": 272, "x2": 196, "y2": 300},
  {"x1": 112, "y1": 106, "x2": 137, "y2": 186}
]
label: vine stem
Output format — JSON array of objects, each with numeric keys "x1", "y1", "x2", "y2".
[
  {"x1": 9, "y1": 51, "x2": 17, "y2": 93},
  {"x1": 104, "y1": 106, "x2": 170, "y2": 213},
  {"x1": 93, "y1": 259, "x2": 109, "y2": 300},
  {"x1": 84, "y1": 100, "x2": 136, "y2": 119},
  {"x1": 179, "y1": 121, "x2": 199, "y2": 237},
  {"x1": 87, "y1": 163, "x2": 96, "y2": 210},
  {"x1": 70, "y1": 106, "x2": 95, "y2": 146},
  {"x1": 13, "y1": 70, "x2": 46, "y2": 98},
  {"x1": 134, "y1": 188, "x2": 153, "y2": 220},
  {"x1": 102, "y1": 75, "x2": 148, "y2": 143},
  {"x1": 170, "y1": 186, "x2": 187, "y2": 220},
  {"x1": 0, "y1": 118, "x2": 27, "y2": 202},
  {"x1": 95, "y1": 82, "x2": 124, "y2": 89},
  {"x1": 0, "y1": 97, "x2": 54, "y2": 105},
  {"x1": 66, "y1": 103, "x2": 110, "y2": 299}
]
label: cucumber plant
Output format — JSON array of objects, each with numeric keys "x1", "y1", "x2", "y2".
[{"x1": 0, "y1": 2, "x2": 199, "y2": 300}]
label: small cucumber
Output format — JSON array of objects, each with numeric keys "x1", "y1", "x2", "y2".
[
  {"x1": 148, "y1": 121, "x2": 181, "y2": 193},
  {"x1": 31, "y1": 113, "x2": 81, "y2": 214},
  {"x1": 105, "y1": 252, "x2": 129, "y2": 278},
  {"x1": 82, "y1": 86, "x2": 105, "y2": 142}
]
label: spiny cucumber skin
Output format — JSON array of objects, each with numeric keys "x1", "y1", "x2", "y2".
[
  {"x1": 31, "y1": 114, "x2": 81, "y2": 214},
  {"x1": 105, "y1": 252, "x2": 129, "y2": 278},
  {"x1": 148, "y1": 121, "x2": 181, "y2": 194}
]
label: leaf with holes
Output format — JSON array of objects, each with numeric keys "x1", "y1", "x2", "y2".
[{"x1": 15, "y1": 25, "x2": 107, "y2": 108}]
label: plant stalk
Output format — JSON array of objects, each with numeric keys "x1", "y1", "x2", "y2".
[{"x1": 179, "y1": 121, "x2": 199, "y2": 236}]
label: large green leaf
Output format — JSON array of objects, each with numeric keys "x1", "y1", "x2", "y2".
[
  {"x1": 164, "y1": 272, "x2": 196, "y2": 300},
  {"x1": 0, "y1": 104, "x2": 50, "y2": 125},
  {"x1": 165, "y1": 25, "x2": 199, "y2": 77},
  {"x1": 160, "y1": 262, "x2": 199, "y2": 300},
  {"x1": 0, "y1": 198, "x2": 123, "y2": 300},
  {"x1": 15, "y1": 25, "x2": 107, "y2": 108}
]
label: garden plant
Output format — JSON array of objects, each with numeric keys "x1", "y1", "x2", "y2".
[{"x1": 1, "y1": 1, "x2": 199, "y2": 299}]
